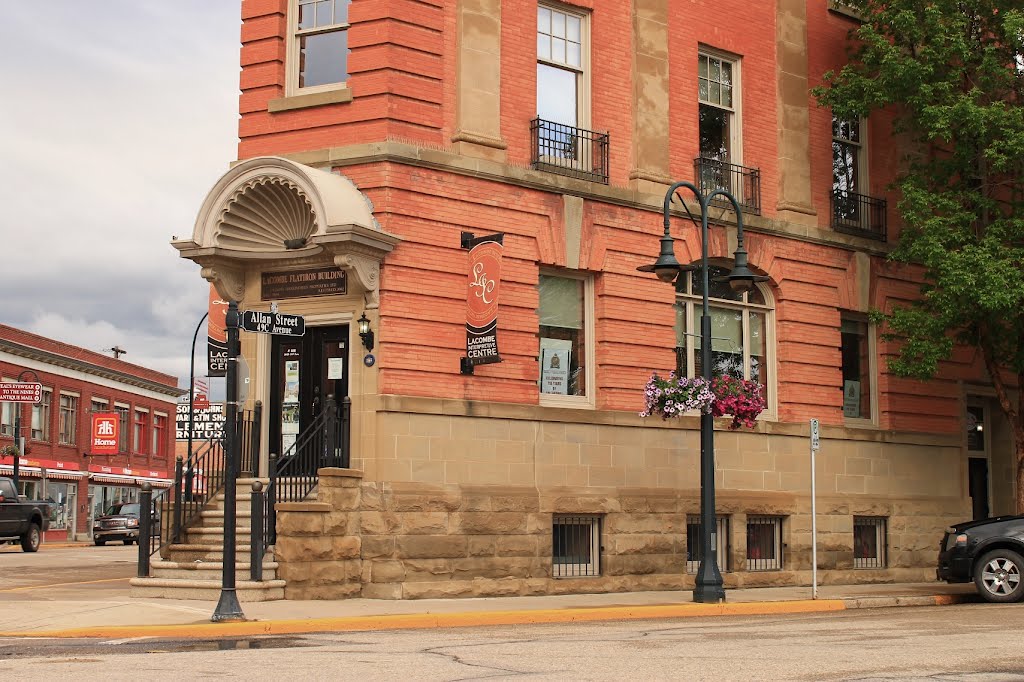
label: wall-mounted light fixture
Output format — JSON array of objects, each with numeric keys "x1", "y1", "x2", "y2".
[{"x1": 357, "y1": 312, "x2": 375, "y2": 352}]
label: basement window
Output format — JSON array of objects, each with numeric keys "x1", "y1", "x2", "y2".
[
  {"x1": 686, "y1": 514, "x2": 730, "y2": 574},
  {"x1": 552, "y1": 514, "x2": 601, "y2": 577},
  {"x1": 746, "y1": 515, "x2": 784, "y2": 571},
  {"x1": 854, "y1": 516, "x2": 888, "y2": 569}
]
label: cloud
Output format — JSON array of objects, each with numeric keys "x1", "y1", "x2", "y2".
[{"x1": 0, "y1": 1, "x2": 240, "y2": 388}]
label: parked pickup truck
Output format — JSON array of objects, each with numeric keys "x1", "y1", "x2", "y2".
[
  {"x1": 937, "y1": 514, "x2": 1024, "y2": 603},
  {"x1": 0, "y1": 476, "x2": 50, "y2": 552}
]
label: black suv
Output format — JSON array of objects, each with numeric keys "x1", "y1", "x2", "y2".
[{"x1": 938, "y1": 515, "x2": 1024, "y2": 603}]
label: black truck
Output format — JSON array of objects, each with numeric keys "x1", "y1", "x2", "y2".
[
  {"x1": 0, "y1": 476, "x2": 50, "y2": 552},
  {"x1": 937, "y1": 515, "x2": 1024, "y2": 603}
]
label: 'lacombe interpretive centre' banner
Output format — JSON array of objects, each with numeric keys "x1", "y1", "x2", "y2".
[{"x1": 462, "y1": 232, "x2": 504, "y2": 369}]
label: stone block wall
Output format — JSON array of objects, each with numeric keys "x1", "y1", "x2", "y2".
[{"x1": 274, "y1": 466, "x2": 970, "y2": 600}]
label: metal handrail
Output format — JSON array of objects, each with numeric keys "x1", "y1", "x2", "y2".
[{"x1": 264, "y1": 396, "x2": 350, "y2": 548}]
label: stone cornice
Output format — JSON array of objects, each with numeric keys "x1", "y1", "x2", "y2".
[
  {"x1": 0, "y1": 340, "x2": 184, "y2": 398},
  {"x1": 281, "y1": 141, "x2": 894, "y2": 257}
]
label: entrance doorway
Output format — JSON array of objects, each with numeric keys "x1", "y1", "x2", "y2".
[
  {"x1": 269, "y1": 325, "x2": 349, "y2": 459},
  {"x1": 966, "y1": 402, "x2": 990, "y2": 521}
]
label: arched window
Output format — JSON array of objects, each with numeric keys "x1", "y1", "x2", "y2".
[{"x1": 674, "y1": 264, "x2": 773, "y2": 402}]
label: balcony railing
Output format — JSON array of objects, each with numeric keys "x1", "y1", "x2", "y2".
[
  {"x1": 531, "y1": 117, "x2": 609, "y2": 184},
  {"x1": 693, "y1": 157, "x2": 762, "y2": 215},
  {"x1": 831, "y1": 189, "x2": 887, "y2": 241}
]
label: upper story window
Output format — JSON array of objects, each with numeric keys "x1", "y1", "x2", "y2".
[
  {"x1": 840, "y1": 314, "x2": 875, "y2": 423},
  {"x1": 289, "y1": 0, "x2": 351, "y2": 94},
  {"x1": 115, "y1": 404, "x2": 129, "y2": 453},
  {"x1": 0, "y1": 378, "x2": 14, "y2": 437},
  {"x1": 31, "y1": 388, "x2": 52, "y2": 441},
  {"x1": 538, "y1": 272, "x2": 595, "y2": 407},
  {"x1": 152, "y1": 413, "x2": 167, "y2": 459},
  {"x1": 133, "y1": 409, "x2": 149, "y2": 455},
  {"x1": 675, "y1": 265, "x2": 773, "y2": 413},
  {"x1": 537, "y1": 5, "x2": 586, "y2": 128},
  {"x1": 698, "y1": 52, "x2": 740, "y2": 165},
  {"x1": 58, "y1": 393, "x2": 78, "y2": 446},
  {"x1": 832, "y1": 116, "x2": 864, "y2": 195}
]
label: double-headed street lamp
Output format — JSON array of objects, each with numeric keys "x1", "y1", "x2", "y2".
[{"x1": 637, "y1": 180, "x2": 768, "y2": 603}]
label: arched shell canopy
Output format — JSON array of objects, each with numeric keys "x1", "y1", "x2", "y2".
[{"x1": 187, "y1": 156, "x2": 379, "y2": 256}]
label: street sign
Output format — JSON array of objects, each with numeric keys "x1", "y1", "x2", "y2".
[
  {"x1": 810, "y1": 418, "x2": 820, "y2": 451},
  {"x1": 241, "y1": 310, "x2": 305, "y2": 336},
  {"x1": 0, "y1": 382, "x2": 42, "y2": 403}
]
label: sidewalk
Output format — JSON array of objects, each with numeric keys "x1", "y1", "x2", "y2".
[{"x1": 0, "y1": 581, "x2": 980, "y2": 640}]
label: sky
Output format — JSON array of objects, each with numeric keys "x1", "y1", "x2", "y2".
[{"x1": 0, "y1": 2, "x2": 241, "y2": 391}]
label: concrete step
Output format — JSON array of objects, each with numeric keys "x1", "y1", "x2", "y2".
[
  {"x1": 150, "y1": 559, "x2": 279, "y2": 581},
  {"x1": 129, "y1": 577, "x2": 285, "y2": 602},
  {"x1": 164, "y1": 543, "x2": 264, "y2": 562},
  {"x1": 185, "y1": 527, "x2": 254, "y2": 545}
]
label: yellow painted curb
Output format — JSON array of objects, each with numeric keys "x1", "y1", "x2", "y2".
[{"x1": 0, "y1": 599, "x2": 846, "y2": 640}]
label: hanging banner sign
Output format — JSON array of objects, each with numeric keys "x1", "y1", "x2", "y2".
[
  {"x1": 208, "y1": 285, "x2": 229, "y2": 377},
  {"x1": 460, "y1": 232, "x2": 504, "y2": 372},
  {"x1": 91, "y1": 412, "x2": 120, "y2": 455}
]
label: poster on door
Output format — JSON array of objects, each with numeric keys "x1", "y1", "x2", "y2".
[{"x1": 281, "y1": 358, "x2": 300, "y2": 452}]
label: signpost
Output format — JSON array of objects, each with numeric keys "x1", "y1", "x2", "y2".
[
  {"x1": 809, "y1": 418, "x2": 821, "y2": 599},
  {"x1": 241, "y1": 310, "x2": 305, "y2": 337}
]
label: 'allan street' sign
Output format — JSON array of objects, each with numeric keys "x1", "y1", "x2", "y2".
[{"x1": 241, "y1": 310, "x2": 306, "y2": 336}]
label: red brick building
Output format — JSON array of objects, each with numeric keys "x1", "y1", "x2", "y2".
[
  {"x1": 167, "y1": 0, "x2": 1014, "y2": 598},
  {"x1": 0, "y1": 325, "x2": 182, "y2": 541}
]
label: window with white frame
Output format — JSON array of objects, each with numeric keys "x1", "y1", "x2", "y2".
[
  {"x1": 538, "y1": 273, "x2": 593, "y2": 404},
  {"x1": 698, "y1": 52, "x2": 739, "y2": 165},
  {"x1": 552, "y1": 514, "x2": 601, "y2": 577},
  {"x1": 289, "y1": 0, "x2": 351, "y2": 94},
  {"x1": 840, "y1": 314, "x2": 874, "y2": 421},
  {"x1": 686, "y1": 514, "x2": 730, "y2": 574},
  {"x1": 58, "y1": 393, "x2": 78, "y2": 446},
  {"x1": 854, "y1": 516, "x2": 887, "y2": 568},
  {"x1": 746, "y1": 515, "x2": 784, "y2": 570},
  {"x1": 675, "y1": 265, "x2": 772, "y2": 402},
  {"x1": 536, "y1": 5, "x2": 588, "y2": 156},
  {"x1": 31, "y1": 388, "x2": 52, "y2": 441}
]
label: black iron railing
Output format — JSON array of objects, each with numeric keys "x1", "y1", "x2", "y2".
[
  {"x1": 831, "y1": 189, "x2": 887, "y2": 241},
  {"x1": 143, "y1": 407, "x2": 261, "y2": 561},
  {"x1": 265, "y1": 395, "x2": 350, "y2": 548},
  {"x1": 693, "y1": 157, "x2": 762, "y2": 215},
  {"x1": 531, "y1": 117, "x2": 609, "y2": 184}
]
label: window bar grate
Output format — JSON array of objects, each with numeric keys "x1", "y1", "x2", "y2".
[
  {"x1": 853, "y1": 516, "x2": 887, "y2": 569},
  {"x1": 686, "y1": 515, "x2": 730, "y2": 574},
  {"x1": 552, "y1": 514, "x2": 600, "y2": 578},
  {"x1": 746, "y1": 515, "x2": 783, "y2": 571}
]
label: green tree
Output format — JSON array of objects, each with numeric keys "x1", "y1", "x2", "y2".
[{"x1": 814, "y1": 0, "x2": 1024, "y2": 514}]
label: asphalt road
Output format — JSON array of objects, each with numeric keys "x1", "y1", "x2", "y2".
[
  {"x1": 1, "y1": 604, "x2": 1022, "y2": 681},
  {"x1": 0, "y1": 544, "x2": 136, "y2": 597}
]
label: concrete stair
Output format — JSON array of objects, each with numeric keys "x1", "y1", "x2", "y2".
[{"x1": 131, "y1": 477, "x2": 286, "y2": 602}]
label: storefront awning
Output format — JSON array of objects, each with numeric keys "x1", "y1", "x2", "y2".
[{"x1": 90, "y1": 473, "x2": 173, "y2": 488}]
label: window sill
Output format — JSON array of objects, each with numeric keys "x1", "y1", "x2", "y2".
[
  {"x1": 269, "y1": 88, "x2": 353, "y2": 113},
  {"x1": 843, "y1": 417, "x2": 878, "y2": 429},
  {"x1": 539, "y1": 395, "x2": 595, "y2": 410}
]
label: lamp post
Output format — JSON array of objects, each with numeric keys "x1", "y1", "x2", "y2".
[
  {"x1": 637, "y1": 181, "x2": 767, "y2": 603},
  {"x1": 187, "y1": 312, "x2": 209, "y2": 463}
]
